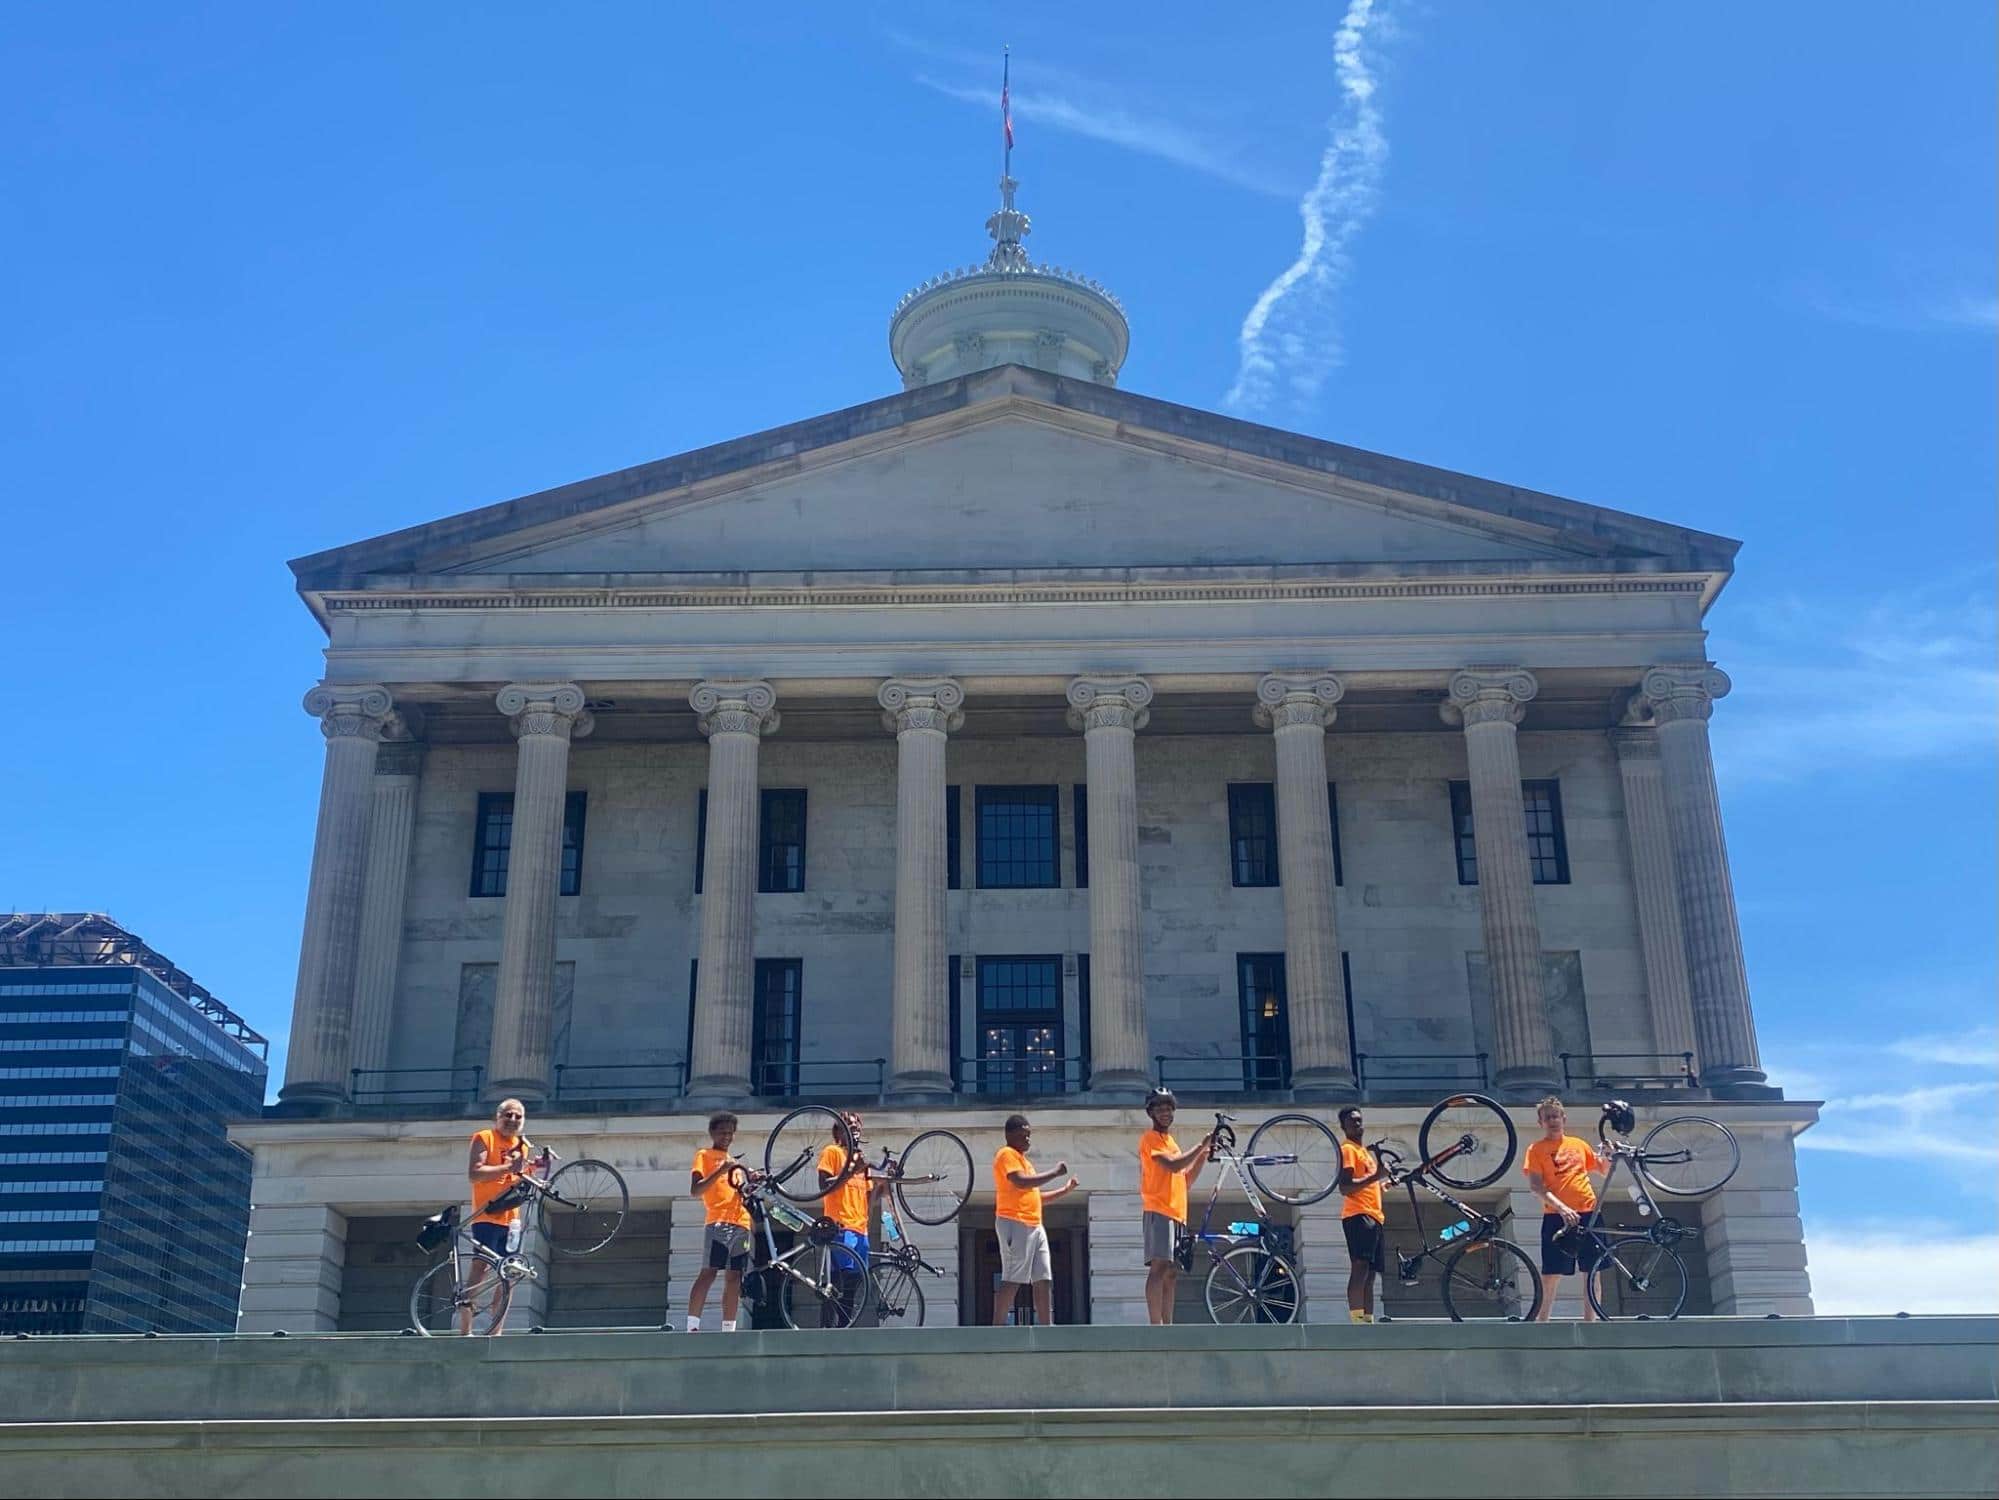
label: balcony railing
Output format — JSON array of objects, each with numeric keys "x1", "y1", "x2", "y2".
[
  {"x1": 1354, "y1": 1052, "x2": 1490, "y2": 1093},
  {"x1": 1560, "y1": 1052, "x2": 1698, "y2": 1091},
  {"x1": 955, "y1": 1054, "x2": 1090, "y2": 1097},
  {"x1": 551, "y1": 1062, "x2": 688, "y2": 1101},
  {"x1": 349, "y1": 1066, "x2": 483, "y2": 1105},
  {"x1": 752, "y1": 1057, "x2": 887, "y2": 1098},
  {"x1": 1154, "y1": 1053, "x2": 1292, "y2": 1093}
]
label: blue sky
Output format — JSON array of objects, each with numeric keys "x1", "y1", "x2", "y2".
[{"x1": 2, "y1": 4, "x2": 1992, "y2": 1310}]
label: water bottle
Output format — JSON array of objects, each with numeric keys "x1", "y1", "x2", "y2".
[
  {"x1": 769, "y1": 1200, "x2": 810, "y2": 1233},
  {"x1": 1440, "y1": 1218, "x2": 1472, "y2": 1243},
  {"x1": 1627, "y1": 1184, "x2": 1652, "y2": 1218}
]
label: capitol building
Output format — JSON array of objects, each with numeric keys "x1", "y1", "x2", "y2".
[{"x1": 235, "y1": 175, "x2": 1815, "y2": 1329}]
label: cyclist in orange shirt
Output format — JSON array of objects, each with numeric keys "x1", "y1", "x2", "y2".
[
  {"x1": 464, "y1": 1098, "x2": 534, "y2": 1336},
  {"x1": 1522, "y1": 1095, "x2": 1610, "y2": 1321},
  {"x1": 1334, "y1": 1105, "x2": 1391, "y2": 1324},
  {"x1": 1138, "y1": 1086, "x2": 1215, "y2": 1326},
  {"x1": 991, "y1": 1114, "x2": 1079, "y2": 1326},
  {"x1": 685, "y1": 1111, "x2": 751, "y2": 1333},
  {"x1": 815, "y1": 1111, "x2": 885, "y2": 1328}
]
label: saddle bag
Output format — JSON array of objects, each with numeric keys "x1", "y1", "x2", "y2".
[{"x1": 415, "y1": 1204, "x2": 459, "y2": 1252}]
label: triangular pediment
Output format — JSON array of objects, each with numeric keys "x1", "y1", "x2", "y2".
[{"x1": 292, "y1": 368, "x2": 1736, "y2": 597}]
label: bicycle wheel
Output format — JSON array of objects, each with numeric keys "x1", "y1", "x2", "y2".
[
  {"x1": 1586, "y1": 1238, "x2": 1689, "y2": 1321},
  {"x1": 869, "y1": 1261, "x2": 926, "y2": 1328},
  {"x1": 409, "y1": 1256, "x2": 511, "y2": 1336},
  {"x1": 1243, "y1": 1113, "x2": 1341, "y2": 1206},
  {"x1": 778, "y1": 1241, "x2": 873, "y2": 1330},
  {"x1": 895, "y1": 1130, "x2": 973, "y2": 1226},
  {"x1": 1637, "y1": 1115, "x2": 1740, "y2": 1197},
  {"x1": 1418, "y1": 1094, "x2": 1518, "y2": 1190},
  {"x1": 1203, "y1": 1245, "x2": 1303, "y2": 1325},
  {"x1": 539, "y1": 1159, "x2": 630, "y2": 1256},
  {"x1": 766, "y1": 1105, "x2": 860, "y2": 1204},
  {"x1": 1440, "y1": 1237, "x2": 1541, "y2": 1322}
]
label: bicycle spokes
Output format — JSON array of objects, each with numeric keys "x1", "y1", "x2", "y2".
[
  {"x1": 1417, "y1": 1095, "x2": 1517, "y2": 1191},
  {"x1": 1204, "y1": 1246, "x2": 1301, "y2": 1325},
  {"x1": 1637, "y1": 1116, "x2": 1740, "y2": 1198}
]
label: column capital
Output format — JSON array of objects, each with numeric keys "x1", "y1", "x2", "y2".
[
  {"x1": 1441, "y1": 667, "x2": 1538, "y2": 729},
  {"x1": 303, "y1": 684, "x2": 396, "y2": 743},
  {"x1": 1253, "y1": 672, "x2": 1344, "y2": 731},
  {"x1": 690, "y1": 680, "x2": 780, "y2": 738},
  {"x1": 1065, "y1": 675, "x2": 1152, "y2": 732},
  {"x1": 1640, "y1": 663, "x2": 1732, "y2": 726},
  {"x1": 877, "y1": 677, "x2": 965, "y2": 735},
  {"x1": 497, "y1": 682, "x2": 594, "y2": 741}
]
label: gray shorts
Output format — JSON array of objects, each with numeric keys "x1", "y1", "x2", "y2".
[
  {"x1": 705, "y1": 1222, "x2": 750, "y2": 1271},
  {"x1": 995, "y1": 1218, "x2": 1052, "y2": 1284},
  {"x1": 1143, "y1": 1210, "x2": 1182, "y2": 1266}
]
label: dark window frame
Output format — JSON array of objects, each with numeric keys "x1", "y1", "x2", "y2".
[
  {"x1": 1448, "y1": 779, "x2": 1571, "y2": 886},
  {"x1": 1235, "y1": 952, "x2": 1292, "y2": 1091},
  {"x1": 946, "y1": 786, "x2": 962, "y2": 892},
  {"x1": 1329, "y1": 782, "x2": 1345, "y2": 887},
  {"x1": 1227, "y1": 782, "x2": 1280, "y2": 888},
  {"x1": 694, "y1": 791, "x2": 707, "y2": 894},
  {"x1": 758, "y1": 788, "x2": 808, "y2": 893},
  {"x1": 469, "y1": 790, "x2": 587, "y2": 898},
  {"x1": 750, "y1": 958, "x2": 803, "y2": 1097},
  {"x1": 1072, "y1": 784, "x2": 1090, "y2": 889},
  {"x1": 947, "y1": 955, "x2": 962, "y2": 1089},
  {"x1": 974, "y1": 955, "x2": 1065, "y2": 1094},
  {"x1": 974, "y1": 785, "x2": 1061, "y2": 890}
]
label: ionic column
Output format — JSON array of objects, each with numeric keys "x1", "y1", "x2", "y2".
[
  {"x1": 880, "y1": 678, "x2": 965, "y2": 1099},
  {"x1": 349, "y1": 734, "x2": 424, "y2": 1083},
  {"x1": 1068, "y1": 676, "x2": 1153, "y2": 1094},
  {"x1": 486, "y1": 683, "x2": 593, "y2": 1103},
  {"x1": 1609, "y1": 722, "x2": 1699, "y2": 1075},
  {"x1": 1254, "y1": 673, "x2": 1357, "y2": 1097},
  {"x1": 1441, "y1": 668, "x2": 1558, "y2": 1093},
  {"x1": 1642, "y1": 664, "x2": 1764, "y2": 1086},
  {"x1": 281, "y1": 684, "x2": 396, "y2": 1108},
  {"x1": 686, "y1": 680, "x2": 779, "y2": 1100}
]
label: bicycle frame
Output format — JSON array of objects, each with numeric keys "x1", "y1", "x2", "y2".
[
  {"x1": 1380, "y1": 1139, "x2": 1508, "y2": 1278},
  {"x1": 1568, "y1": 1135, "x2": 1701, "y2": 1276},
  {"x1": 1174, "y1": 1116, "x2": 1292, "y2": 1287}
]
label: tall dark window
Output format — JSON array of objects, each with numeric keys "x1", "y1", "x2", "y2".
[
  {"x1": 1236, "y1": 953, "x2": 1291, "y2": 1090},
  {"x1": 694, "y1": 791, "x2": 707, "y2": 894},
  {"x1": 1072, "y1": 784, "x2": 1090, "y2": 889},
  {"x1": 947, "y1": 956, "x2": 962, "y2": 1089},
  {"x1": 1227, "y1": 783, "x2": 1280, "y2": 887},
  {"x1": 1076, "y1": 955, "x2": 1092, "y2": 1086},
  {"x1": 684, "y1": 960, "x2": 698, "y2": 1080},
  {"x1": 976, "y1": 956, "x2": 1063, "y2": 1094},
  {"x1": 1448, "y1": 779, "x2": 1570, "y2": 886},
  {"x1": 976, "y1": 786, "x2": 1060, "y2": 889},
  {"x1": 750, "y1": 959, "x2": 802, "y2": 1096},
  {"x1": 946, "y1": 786, "x2": 962, "y2": 891},
  {"x1": 1328, "y1": 782, "x2": 1345, "y2": 886},
  {"x1": 1341, "y1": 951, "x2": 1357, "y2": 1075},
  {"x1": 469, "y1": 791, "x2": 587, "y2": 898},
  {"x1": 758, "y1": 789, "x2": 808, "y2": 893}
]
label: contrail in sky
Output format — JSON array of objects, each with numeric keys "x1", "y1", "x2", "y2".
[{"x1": 1226, "y1": 0, "x2": 1390, "y2": 415}]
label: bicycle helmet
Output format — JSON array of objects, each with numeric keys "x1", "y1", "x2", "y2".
[
  {"x1": 1143, "y1": 1085, "x2": 1177, "y2": 1115},
  {"x1": 1602, "y1": 1099, "x2": 1637, "y2": 1136}
]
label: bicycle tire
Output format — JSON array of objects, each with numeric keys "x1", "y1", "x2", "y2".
[
  {"x1": 1243, "y1": 1113, "x2": 1341, "y2": 1206},
  {"x1": 765, "y1": 1105, "x2": 861, "y2": 1204},
  {"x1": 778, "y1": 1241, "x2": 873, "y2": 1330},
  {"x1": 409, "y1": 1256, "x2": 511, "y2": 1336},
  {"x1": 1440, "y1": 1237, "x2": 1542, "y2": 1322},
  {"x1": 1418, "y1": 1094, "x2": 1518, "y2": 1190},
  {"x1": 869, "y1": 1261, "x2": 926, "y2": 1328},
  {"x1": 1203, "y1": 1245, "x2": 1303, "y2": 1325},
  {"x1": 538, "y1": 1158, "x2": 630, "y2": 1256},
  {"x1": 1586, "y1": 1237, "x2": 1689, "y2": 1321},
  {"x1": 895, "y1": 1130, "x2": 973, "y2": 1226},
  {"x1": 1636, "y1": 1115, "x2": 1740, "y2": 1197}
]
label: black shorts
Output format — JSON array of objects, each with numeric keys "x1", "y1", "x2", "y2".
[
  {"x1": 1541, "y1": 1211, "x2": 1604, "y2": 1275},
  {"x1": 705, "y1": 1223, "x2": 751, "y2": 1272},
  {"x1": 470, "y1": 1220, "x2": 513, "y2": 1257},
  {"x1": 1342, "y1": 1213, "x2": 1386, "y2": 1273}
]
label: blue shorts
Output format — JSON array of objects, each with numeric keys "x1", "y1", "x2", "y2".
[
  {"x1": 470, "y1": 1219, "x2": 514, "y2": 1257},
  {"x1": 1541, "y1": 1212, "x2": 1603, "y2": 1275},
  {"x1": 835, "y1": 1228, "x2": 869, "y2": 1267}
]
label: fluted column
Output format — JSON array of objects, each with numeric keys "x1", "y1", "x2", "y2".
[
  {"x1": 348, "y1": 735, "x2": 424, "y2": 1083},
  {"x1": 486, "y1": 683, "x2": 593, "y2": 1103},
  {"x1": 1068, "y1": 676, "x2": 1153, "y2": 1093},
  {"x1": 1441, "y1": 668, "x2": 1558, "y2": 1093},
  {"x1": 281, "y1": 685, "x2": 396, "y2": 1107},
  {"x1": 1609, "y1": 723, "x2": 1699, "y2": 1075},
  {"x1": 1642, "y1": 664, "x2": 1764, "y2": 1086},
  {"x1": 880, "y1": 678, "x2": 964, "y2": 1099},
  {"x1": 687, "y1": 680, "x2": 779, "y2": 1100},
  {"x1": 1255, "y1": 674, "x2": 1357, "y2": 1097}
]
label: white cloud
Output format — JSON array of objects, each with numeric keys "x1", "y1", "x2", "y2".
[
  {"x1": 1799, "y1": 283, "x2": 1999, "y2": 333},
  {"x1": 1778, "y1": 1022, "x2": 1999, "y2": 1177},
  {"x1": 1805, "y1": 1220, "x2": 1999, "y2": 1314},
  {"x1": 1224, "y1": 0, "x2": 1393, "y2": 416},
  {"x1": 1888, "y1": 1027, "x2": 1999, "y2": 1067}
]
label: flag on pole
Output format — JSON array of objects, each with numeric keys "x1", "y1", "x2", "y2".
[{"x1": 1002, "y1": 53, "x2": 1014, "y2": 151}]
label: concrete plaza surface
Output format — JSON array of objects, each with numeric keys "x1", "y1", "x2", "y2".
[{"x1": 0, "y1": 1317, "x2": 1991, "y2": 1497}]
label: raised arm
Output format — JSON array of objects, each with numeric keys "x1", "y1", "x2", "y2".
[
  {"x1": 1008, "y1": 1159, "x2": 1072, "y2": 1190},
  {"x1": 468, "y1": 1137, "x2": 524, "y2": 1185}
]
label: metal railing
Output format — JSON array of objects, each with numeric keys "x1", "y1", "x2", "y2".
[
  {"x1": 349, "y1": 1066, "x2": 483, "y2": 1104},
  {"x1": 1354, "y1": 1052, "x2": 1490, "y2": 1092},
  {"x1": 955, "y1": 1054, "x2": 1090, "y2": 1097},
  {"x1": 1560, "y1": 1052, "x2": 1698, "y2": 1091},
  {"x1": 551, "y1": 1062, "x2": 688, "y2": 1101},
  {"x1": 752, "y1": 1057, "x2": 886, "y2": 1098},
  {"x1": 1153, "y1": 1053, "x2": 1292, "y2": 1093}
]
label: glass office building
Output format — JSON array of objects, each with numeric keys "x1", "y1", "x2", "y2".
[{"x1": 0, "y1": 914, "x2": 268, "y2": 1334}]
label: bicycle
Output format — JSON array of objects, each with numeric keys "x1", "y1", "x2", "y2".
[
  {"x1": 763, "y1": 1103, "x2": 971, "y2": 1224},
  {"x1": 1176, "y1": 1109, "x2": 1342, "y2": 1324},
  {"x1": 407, "y1": 1143, "x2": 631, "y2": 1336},
  {"x1": 1375, "y1": 1093, "x2": 1543, "y2": 1322},
  {"x1": 729, "y1": 1164, "x2": 876, "y2": 1329},
  {"x1": 868, "y1": 1195, "x2": 950, "y2": 1328},
  {"x1": 1570, "y1": 1100, "x2": 1740, "y2": 1320}
]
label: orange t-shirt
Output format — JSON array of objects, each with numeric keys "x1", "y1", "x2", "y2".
[
  {"x1": 993, "y1": 1146, "x2": 1042, "y2": 1227},
  {"x1": 817, "y1": 1141, "x2": 870, "y2": 1234},
  {"x1": 693, "y1": 1147, "x2": 751, "y2": 1229},
  {"x1": 1523, "y1": 1135, "x2": 1608, "y2": 1215},
  {"x1": 1139, "y1": 1130, "x2": 1187, "y2": 1223},
  {"x1": 469, "y1": 1128, "x2": 524, "y2": 1225},
  {"x1": 1339, "y1": 1140, "x2": 1383, "y2": 1222}
]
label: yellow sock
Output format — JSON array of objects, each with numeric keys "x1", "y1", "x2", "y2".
[{"x1": 1349, "y1": 1308, "x2": 1372, "y2": 1324}]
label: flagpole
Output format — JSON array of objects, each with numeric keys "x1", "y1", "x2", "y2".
[{"x1": 1002, "y1": 47, "x2": 1011, "y2": 184}]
